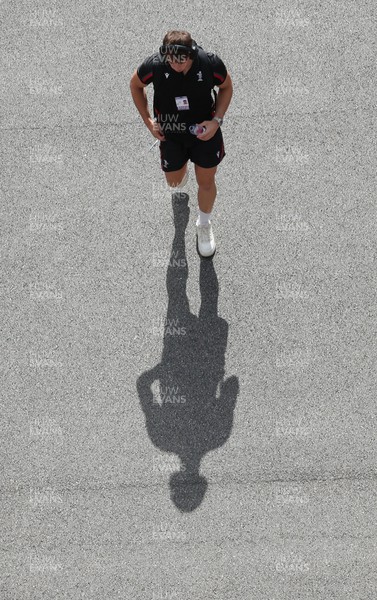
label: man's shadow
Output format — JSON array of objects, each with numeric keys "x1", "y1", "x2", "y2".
[{"x1": 136, "y1": 193, "x2": 239, "y2": 512}]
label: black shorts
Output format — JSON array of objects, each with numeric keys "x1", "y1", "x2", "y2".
[{"x1": 159, "y1": 127, "x2": 226, "y2": 172}]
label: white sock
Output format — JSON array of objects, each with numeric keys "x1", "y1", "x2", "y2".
[{"x1": 196, "y1": 209, "x2": 212, "y2": 226}]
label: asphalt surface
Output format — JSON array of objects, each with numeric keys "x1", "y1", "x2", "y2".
[{"x1": 1, "y1": 1, "x2": 377, "y2": 598}]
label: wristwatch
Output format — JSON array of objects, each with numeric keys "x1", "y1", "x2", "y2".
[{"x1": 212, "y1": 116, "x2": 223, "y2": 127}]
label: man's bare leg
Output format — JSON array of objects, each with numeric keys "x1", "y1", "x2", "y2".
[
  {"x1": 164, "y1": 163, "x2": 188, "y2": 189},
  {"x1": 194, "y1": 164, "x2": 217, "y2": 213}
]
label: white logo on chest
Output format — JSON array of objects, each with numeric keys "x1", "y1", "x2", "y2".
[
  {"x1": 165, "y1": 73, "x2": 169, "y2": 78},
  {"x1": 197, "y1": 71, "x2": 203, "y2": 82}
]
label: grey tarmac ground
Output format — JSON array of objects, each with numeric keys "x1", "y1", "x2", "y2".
[{"x1": 1, "y1": 0, "x2": 376, "y2": 598}]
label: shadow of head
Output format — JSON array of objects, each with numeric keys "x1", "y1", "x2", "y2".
[{"x1": 169, "y1": 470, "x2": 208, "y2": 513}]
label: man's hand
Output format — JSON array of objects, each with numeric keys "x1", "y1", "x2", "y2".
[
  {"x1": 196, "y1": 120, "x2": 219, "y2": 141},
  {"x1": 147, "y1": 117, "x2": 166, "y2": 141}
]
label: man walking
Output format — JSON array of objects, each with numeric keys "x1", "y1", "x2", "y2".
[{"x1": 129, "y1": 30, "x2": 233, "y2": 258}]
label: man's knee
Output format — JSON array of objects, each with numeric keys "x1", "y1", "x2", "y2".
[
  {"x1": 165, "y1": 165, "x2": 187, "y2": 187},
  {"x1": 197, "y1": 176, "x2": 216, "y2": 191},
  {"x1": 195, "y1": 165, "x2": 217, "y2": 189}
]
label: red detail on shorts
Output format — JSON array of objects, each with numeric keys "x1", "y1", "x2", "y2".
[{"x1": 214, "y1": 72, "x2": 225, "y2": 83}]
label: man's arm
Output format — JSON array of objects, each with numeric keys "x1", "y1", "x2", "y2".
[
  {"x1": 129, "y1": 69, "x2": 165, "y2": 140},
  {"x1": 214, "y1": 72, "x2": 233, "y2": 119},
  {"x1": 197, "y1": 71, "x2": 233, "y2": 141},
  {"x1": 129, "y1": 69, "x2": 152, "y2": 125}
]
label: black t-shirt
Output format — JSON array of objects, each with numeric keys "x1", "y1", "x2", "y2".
[{"x1": 136, "y1": 49, "x2": 227, "y2": 140}]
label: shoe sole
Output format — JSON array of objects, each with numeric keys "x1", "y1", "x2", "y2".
[{"x1": 196, "y1": 234, "x2": 216, "y2": 260}]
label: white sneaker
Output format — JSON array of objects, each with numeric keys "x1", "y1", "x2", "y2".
[
  {"x1": 196, "y1": 221, "x2": 216, "y2": 258},
  {"x1": 168, "y1": 168, "x2": 189, "y2": 193}
]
